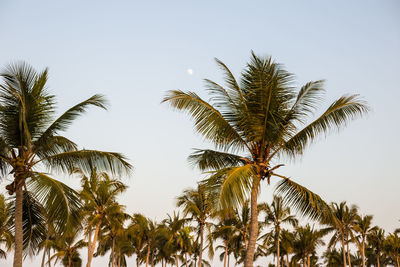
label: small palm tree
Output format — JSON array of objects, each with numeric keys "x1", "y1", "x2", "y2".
[
  {"x1": 176, "y1": 185, "x2": 213, "y2": 267},
  {"x1": 384, "y1": 231, "x2": 400, "y2": 267},
  {"x1": 163, "y1": 52, "x2": 369, "y2": 267},
  {"x1": 51, "y1": 229, "x2": 86, "y2": 267},
  {"x1": 163, "y1": 212, "x2": 187, "y2": 267},
  {"x1": 128, "y1": 214, "x2": 157, "y2": 267},
  {"x1": 292, "y1": 224, "x2": 327, "y2": 267},
  {"x1": 77, "y1": 168, "x2": 128, "y2": 267},
  {"x1": 262, "y1": 195, "x2": 298, "y2": 267},
  {"x1": 0, "y1": 62, "x2": 132, "y2": 267},
  {"x1": 352, "y1": 215, "x2": 377, "y2": 267},
  {"x1": 326, "y1": 202, "x2": 359, "y2": 267},
  {"x1": 367, "y1": 227, "x2": 385, "y2": 267},
  {"x1": 0, "y1": 194, "x2": 12, "y2": 258}
]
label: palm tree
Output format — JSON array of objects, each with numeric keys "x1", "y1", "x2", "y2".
[
  {"x1": 163, "y1": 52, "x2": 369, "y2": 267},
  {"x1": 384, "y1": 231, "x2": 400, "y2": 267},
  {"x1": 367, "y1": 228, "x2": 385, "y2": 267},
  {"x1": 77, "y1": 168, "x2": 128, "y2": 267},
  {"x1": 0, "y1": 194, "x2": 12, "y2": 258},
  {"x1": 352, "y1": 215, "x2": 376, "y2": 267},
  {"x1": 211, "y1": 209, "x2": 237, "y2": 267},
  {"x1": 128, "y1": 214, "x2": 157, "y2": 267},
  {"x1": 293, "y1": 225, "x2": 327, "y2": 267},
  {"x1": 262, "y1": 195, "x2": 298, "y2": 267},
  {"x1": 51, "y1": 229, "x2": 86, "y2": 267},
  {"x1": 326, "y1": 202, "x2": 359, "y2": 267},
  {"x1": 0, "y1": 62, "x2": 132, "y2": 267},
  {"x1": 94, "y1": 206, "x2": 130, "y2": 267},
  {"x1": 163, "y1": 212, "x2": 187, "y2": 267},
  {"x1": 176, "y1": 185, "x2": 213, "y2": 267}
]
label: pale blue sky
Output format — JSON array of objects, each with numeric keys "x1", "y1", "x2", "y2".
[{"x1": 0, "y1": 0, "x2": 399, "y2": 266}]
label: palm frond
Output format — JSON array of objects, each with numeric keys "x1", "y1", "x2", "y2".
[
  {"x1": 36, "y1": 149, "x2": 132, "y2": 176},
  {"x1": 28, "y1": 172, "x2": 82, "y2": 234},
  {"x1": 36, "y1": 94, "x2": 107, "y2": 142},
  {"x1": 188, "y1": 149, "x2": 244, "y2": 171},
  {"x1": 275, "y1": 177, "x2": 332, "y2": 221},
  {"x1": 201, "y1": 165, "x2": 256, "y2": 210},
  {"x1": 282, "y1": 94, "x2": 369, "y2": 157},
  {"x1": 162, "y1": 90, "x2": 247, "y2": 151}
]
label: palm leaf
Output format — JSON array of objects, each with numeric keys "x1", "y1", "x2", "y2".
[
  {"x1": 36, "y1": 149, "x2": 132, "y2": 176},
  {"x1": 188, "y1": 149, "x2": 244, "y2": 171},
  {"x1": 201, "y1": 165, "x2": 256, "y2": 210},
  {"x1": 28, "y1": 172, "x2": 82, "y2": 234},
  {"x1": 283, "y1": 94, "x2": 369, "y2": 157},
  {"x1": 162, "y1": 90, "x2": 247, "y2": 151},
  {"x1": 275, "y1": 177, "x2": 332, "y2": 221},
  {"x1": 36, "y1": 94, "x2": 107, "y2": 142}
]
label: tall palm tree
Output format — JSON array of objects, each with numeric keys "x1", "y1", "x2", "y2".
[
  {"x1": 177, "y1": 185, "x2": 213, "y2": 267},
  {"x1": 367, "y1": 228, "x2": 385, "y2": 267},
  {"x1": 326, "y1": 202, "x2": 359, "y2": 267},
  {"x1": 352, "y1": 215, "x2": 376, "y2": 267},
  {"x1": 163, "y1": 52, "x2": 369, "y2": 267},
  {"x1": 262, "y1": 195, "x2": 298, "y2": 267},
  {"x1": 77, "y1": 168, "x2": 128, "y2": 267},
  {"x1": 0, "y1": 194, "x2": 12, "y2": 258},
  {"x1": 0, "y1": 62, "x2": 132, "y2": 267}
]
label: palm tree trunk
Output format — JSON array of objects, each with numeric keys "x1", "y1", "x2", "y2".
[
  {"x1": 13, "y1": 183, "x2": 23, "y2": 267},
  {"x1": 307, "y1": 255, "x2": 310, "y2": 267},
  {"x1": 223, "y1": 245, "x2": 228, "y2": 267},
  {"x1": 146, "y1": 244, "x2": 150, "y2": 267},
  {"x1": 277, "y1": 231, "x2": 280, "y2": 267},
  {"x1": 175, "y1": 253, "x2": 179, "y2": 267},
  {"x1": 286, "y1": 254, "x2": 289, "y2": 267},
  {"x1": 228, "y1": 253, "x2": 230, "y2": 267},
  {"x1": 303, "y1": 257, "x2": 306, "y2": 267},
  {"x1": 185, "y1": 252, "x2": 188, "y2": 267},
  {"x1": 341, "y1": 235, "x2": 347, "y2": 267},
  {"x1": 362, "y1": 239, "x2": 365, "y2": 267},
  {"x1": 68, "y1": 255, "x2": 72, "y2": 267},
  {"x1": 112, "y1": 238, "x2": 116, "y2": 267},
  {"x1": 87, "y1": 220, "x2": 101, "y2": 267},
  {"x1": 244, "y1": 177, "x2": 260, "y2": 267},
  {"x1": 198, "y1": 222, "x2": 204, "y2": 267},
  {"x1": 376, "y1": 253, "x2": 380, "y2": 267},
  {"x1": 346, "y1": 239, "x2": 352, "y2": 267}
]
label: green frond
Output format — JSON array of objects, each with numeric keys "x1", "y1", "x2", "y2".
[
  {"x1": 282, "y1": 94, "x2": 369, "y2": 157},
  {"x1": 36, "y1": 94, "x2": 108, "y2": 142},
  {"x1": 28, "y1": 172, "x2": 82, "y2": 234},
  {"x1": 188, "y1": 149, "x2": 244, "y2": 171},
  {"x1": 201, "y1": 165, "x2": 256, "y2": 210},
  {"x1": 162, "y1": 90, "x2": 247, "y2": 151},
  {"x1": 37, "y1": 149, "x2": 132, "y2": 176},
  {"x1": 275, "y1": 178, "x2": 332, "y2": 221}
]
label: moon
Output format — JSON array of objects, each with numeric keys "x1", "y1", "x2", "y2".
[{"x1": 187, "y1": 69, "x2": 193, "y2": 75}]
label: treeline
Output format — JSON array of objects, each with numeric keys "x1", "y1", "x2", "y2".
[{"x1": 0, "y1": 179, "x2": 399, "y2": 267}]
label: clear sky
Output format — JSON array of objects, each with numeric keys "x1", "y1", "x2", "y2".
[{"x1": 0, "y1": 0, "x2": 399, "y2": 266}]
